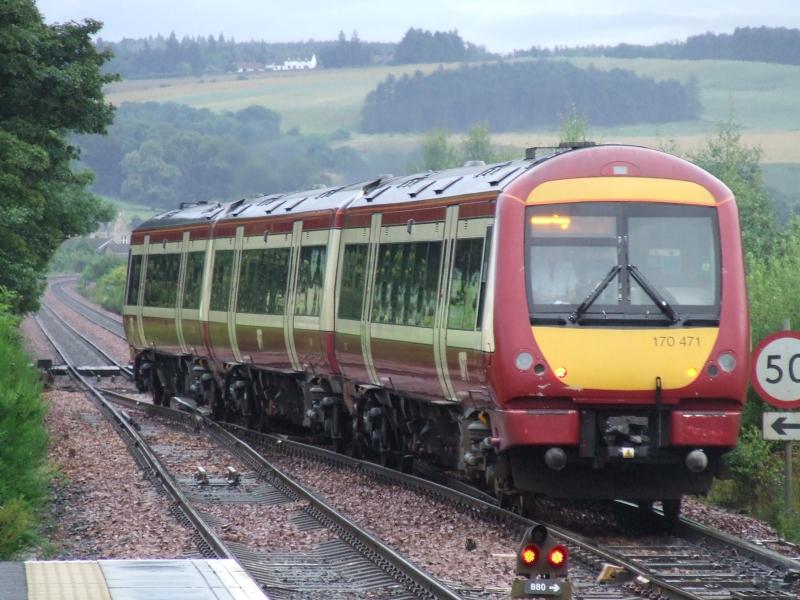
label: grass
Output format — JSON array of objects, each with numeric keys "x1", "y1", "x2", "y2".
[{"x1": 105, "y1": 57, "x2": 800, "y2": 164}]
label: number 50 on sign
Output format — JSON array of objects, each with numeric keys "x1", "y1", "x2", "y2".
[{"x1": 752, "y1": 331, "x2": 800, "y2": 409}]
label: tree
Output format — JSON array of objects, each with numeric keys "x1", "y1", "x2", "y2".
[
  {"x1": 461, "y1": 122, "x2": 495, "y2": 163},
  {"x1": 687, "y1": 116, "x2": 780, "y2": 260},
  {"x1": 0, "y1": 1, "x2": 117, "y2": 313},
  {"x1": 416, "y1": 129, "x2": 460, "y2": 171}
]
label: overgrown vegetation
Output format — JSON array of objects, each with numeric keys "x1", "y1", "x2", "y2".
[
  {"x1": 0, "y1": 293, "x2": 49, "y2": 558},
  {"x1": 361, "y1": 60, "x2": 700, "y2": 133}
]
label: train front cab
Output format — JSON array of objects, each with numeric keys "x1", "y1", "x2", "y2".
[{"x1": 489, "y1": 148, "x2": 749, "y2": 507}]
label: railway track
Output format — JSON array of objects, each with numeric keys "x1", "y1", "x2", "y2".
[
  {"x1": 208, "y1": 421, "x2": 800, "y2": 600},
  {"x1": 48, "y1": 276, "x2": 126, "y2": 339},
  {"x1": 35, "y1": 304, "x2": 464, "y2": 600},
  {"x1": 43, "y1": 282, "x2": 800, "y2": 599}
]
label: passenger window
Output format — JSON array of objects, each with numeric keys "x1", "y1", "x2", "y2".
[
  {"x1": 338, "y1": 244, "x2": 368, "y2": 320},
  {"x1": 294, "y1": 246, "x2": 326, "y2": 316},
  {"x1": 126, "y1": 254, "x2": 143, "y2": 305},
  {"x1": 210, "y1": 250, "x2": 234, "y2": 311},
  {"x1": 143, "y1": 254, "x2": 180, "y2": 308},
  {"x1": 182, "y1": 252, "x2": 205, "y2": 310},
  {"x1": 448, "y1": 237, "x2": 485, "y2": 330},
  {"x1": 372, "y1": 242, "x2": 441, "y2": 327},
  {"x1": 237, "y1": 248, "x2": 290, "y2": 314}
]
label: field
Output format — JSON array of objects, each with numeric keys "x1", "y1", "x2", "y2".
[{"x1": 105, "y1": 56, "x2": 800, "y2": 173}]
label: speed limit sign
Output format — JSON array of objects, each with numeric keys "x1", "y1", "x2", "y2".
[{"x1": 752, "y1": 331, "x2": 800, "y2": 409}]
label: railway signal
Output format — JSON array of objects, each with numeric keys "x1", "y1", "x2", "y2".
[{"x1": 511, "y1": 524, "x2": 571, "y2": 598}]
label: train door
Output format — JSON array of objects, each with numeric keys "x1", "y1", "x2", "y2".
[
  {"x1": 233, "y1": 227, "x2": 294, "y2": 369},
  {"x1": 226, "y1": 226, "x2": 246, "y2": 362},
  {"x1": 206, "y1": 231, "x2": 238, "y2": 363},
  {"x1": 140, "y1": 236, "x2": 182, "y2": 353},
  {"x1": 285, "y1": 221, "x2": 330, "y2": 372},
  {"x1": 175, "y1": 232, "x2": 190, "y2": 354},
  {"x1": 177, "y1": 233, "x2": 209, "y2": 357},
  {"x1": 439, "y1": 209, "x2": 495, "y2": 400},
  {"x1": 367, "y1": 208, "x2": 447, "y2": 399},
  {"x1": 122, "y1": 238, "x2": 147, "y2": 349},
  {"x1": 333, "y1": 214, "x2": 379, "y2": 383}
]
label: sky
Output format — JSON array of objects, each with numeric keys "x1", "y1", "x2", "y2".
[{"x1": 34, "y1": 0, "x2": 800, "y2": 54}]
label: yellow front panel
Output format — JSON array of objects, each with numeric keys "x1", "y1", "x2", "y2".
[
  {"x1": 527, "y1": 177, "x2": 716, "y2": 206},
  {"x1": 533, "y1": 327, "x2": 719, "y2": 391}
]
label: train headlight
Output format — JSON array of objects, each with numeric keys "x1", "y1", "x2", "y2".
[
  {"x1": 718, "y1": 352, "x2": 736, "y2": 373},
  {"x1": 686, "y1": 367, "x2": 698, "y2": 378},
  {"x1": 555, "y1": 366, "x2": 568, "y2": 379},
  {"x1": 515, "y1": 351, "x2": 534, "y2": 371}
]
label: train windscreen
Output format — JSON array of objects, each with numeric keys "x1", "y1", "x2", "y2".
[{"x1": 525, "y1": 202, "x2": 720, "y2": 324}]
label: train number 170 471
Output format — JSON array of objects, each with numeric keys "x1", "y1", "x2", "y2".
[{"x1": 653, "y1": 336, "x2": 701, "y2": 348}]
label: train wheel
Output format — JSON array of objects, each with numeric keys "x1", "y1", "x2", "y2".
[{"x1": 661, "y1": 497, "x2": 682, "y2": 529}]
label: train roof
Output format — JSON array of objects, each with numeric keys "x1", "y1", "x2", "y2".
[{"x1": 133, "y1": 142, "x2": 629, "y2": 232}]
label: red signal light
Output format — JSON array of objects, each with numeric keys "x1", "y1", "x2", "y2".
[
  {"x1": 548, "y1": 545, "x2": 568, "y2": 568},
  {"x1": 520, "y1": 544, "x2": 539, "y2": 567}
]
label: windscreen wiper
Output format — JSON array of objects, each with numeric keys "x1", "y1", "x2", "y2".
[
  {"x1": 627, "y1": 264, "x2": 680, "y2": 323},
  {"x1": 569, "y1": 265, "x2": 621, "y2": 323}
]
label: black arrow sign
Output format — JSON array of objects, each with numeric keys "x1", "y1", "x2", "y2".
[{"x1": 771, "y1": 417, "x2": 800, "y2": 436}]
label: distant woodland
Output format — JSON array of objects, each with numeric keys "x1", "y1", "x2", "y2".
[
  {"x1": 518, "y1": 27, "x2": 800, "y2": 66},
  {"x1": 98, "y1": 28, "x2": 494, "y2": 79},
  {"x1": 361, "y1": 61, "x2": 700, "y2": 133},
  {"x1": 76, "y1": 103, "x2": 368, "y2": 210},
  {"x1": 98, "y1": 26, "x2": 800, "y2": 80}
]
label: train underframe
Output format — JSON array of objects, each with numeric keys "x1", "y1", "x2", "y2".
[{"x1": 134, "y1": 349, "x2": 724, "y2": 517}]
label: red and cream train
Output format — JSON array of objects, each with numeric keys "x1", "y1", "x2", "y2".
[{"x1": 124, "y1": 143, "x2": 749, "y2": 516}]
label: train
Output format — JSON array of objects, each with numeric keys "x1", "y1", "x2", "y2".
[{"x1": 123, "y1": 143, "x2": 749, "y2": 520}]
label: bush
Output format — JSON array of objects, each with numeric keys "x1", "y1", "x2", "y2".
[
  {"x1": 0, "y1": 291, "x2": 49, "y2": 557},
  {"x1": 709, "y1": 426, "x2": 782, "y2": 512},
  {"x1": 86, "y1": 265, "x2": 127, "y2": 313}
]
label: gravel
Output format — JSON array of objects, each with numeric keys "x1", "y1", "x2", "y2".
[{"x1": 42, "y1": 390, "x2": 196, "y2": 559}]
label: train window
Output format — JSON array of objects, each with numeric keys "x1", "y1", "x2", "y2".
[
  {"x1": 372, "y1": 242, "x2": 442, "y2": 327},
  {"x1": 338, "y1": 244, "x2": 368, "y2": 320},
  {"x1": 526, "y1": 202, "x2": 720, "y2": 319},
  {"x1": 448, "y1": 238, "x2": 484, "y2": 330},
  {"x1": 628, "y1": 216, "x2": 717, "y2": 306},
  {"x1": 126, "y1": 254, "x2": 143, "y2": 305},
  {"x1": 182, "y1": 252, "x2": 205, "y2": 310},
  {"x1": 210, "y1": 250, "x2": 234, "y2": 311},
  {"x1": 143, "y1": 253, "x2": 180, "y2": 308},
  {"x1": 294, "y1": 246, "x2": 326, "y2": 316},
  {"x1": 237, "y1": 248, "x2": 290, "y2": 314}
]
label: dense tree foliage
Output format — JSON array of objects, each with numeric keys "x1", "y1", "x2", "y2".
[
  {"x1": 362, "y1": 60, "x2": 699, "y2": 133},
  {"x1": 76, "y1": 102, "x2": 368, "y2": 210},
  {"x1": 393, "y1": 28, "x2": 493, "y2": 65},
  {"x1": 0, "y1": 0, "x2": 116, "y2": 313},
  {"x1": 519, "y1": 26, "x2": 800, "y2": 66},
  {"x1": 317, "y1": 31, "x2": 372, "y2": 68}
]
